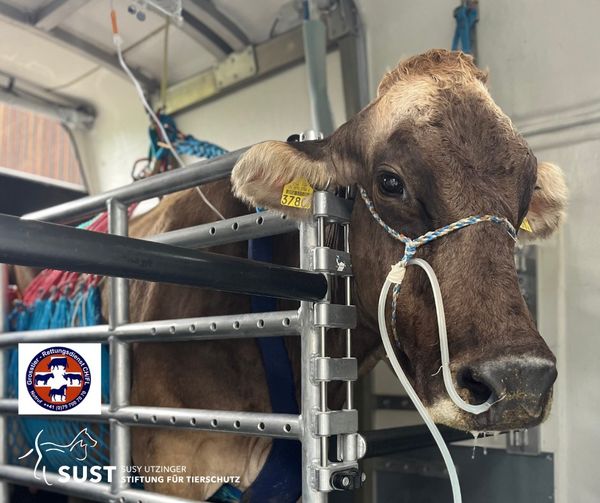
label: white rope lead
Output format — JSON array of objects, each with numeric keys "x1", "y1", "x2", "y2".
[
  {"x1": 378, "y1": 260, "x2": 463, "y2": 503},
  {"x1": 379, "y1": 258, "x2": 505, "y2": 503}
]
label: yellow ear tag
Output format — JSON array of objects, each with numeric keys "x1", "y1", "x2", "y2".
[
  {"x1": 520, "y1": 217, "x2": 533, "y2": 233},
  {"x1": 281, "y1": 178, "x2": 314, "y2": 209}
]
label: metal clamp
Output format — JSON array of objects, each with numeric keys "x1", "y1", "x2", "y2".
[
  {"x1": 314, "y1": 410, "x2": 358, "y2": 436},
  {"x1": 337, "y1": 432, "x2": 367, "y2": 462},
  {"x1": 313, "y1": 357, "x2": 357, "y2": 382},
  {"x1": 314, "y1": 303, "x2": 357, "y2": 329},
  {"x1": 312, "y1": 461, "x2": 365, "y2": 492},
  {"x1": 313, "y1": 247, "x2": 352, "y2": 275},
  {"x1": 313, "y1": 191, "x2": 353, "y2": 223}
]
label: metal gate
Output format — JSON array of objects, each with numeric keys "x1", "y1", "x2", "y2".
[{"x1": 0, "y1": 147, "x2": 362, "y2": 502}]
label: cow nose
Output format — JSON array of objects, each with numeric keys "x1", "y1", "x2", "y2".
[{"x1": 457, "y1": 357, "x2": 557, "y2": 415}]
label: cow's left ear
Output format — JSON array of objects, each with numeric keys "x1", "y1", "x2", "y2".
[
  {"x1": 231, "y1": 138, "x2": 346, "y2": 217},
  {"x1": 521, "y1": 162, "x2": 568, "y2": 240}
]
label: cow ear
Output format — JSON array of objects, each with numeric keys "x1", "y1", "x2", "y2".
[
  {"x1": 520, "y1": 162, "x2": 568, "y2": 240},
  {"x1": 231, "y1": 139, "x2": 338, "y2": 217}
]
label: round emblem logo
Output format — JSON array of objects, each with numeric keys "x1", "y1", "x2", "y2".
[{"x1": 25, "y1": 346, "x2": 91, "y2": 412}]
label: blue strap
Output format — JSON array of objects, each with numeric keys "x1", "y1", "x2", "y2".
[
  {"x1": 239, "y1": 234, "x2": 302, "y2": 503},
  {"x1": 452, "y1": 3, "x2": 478, "y2": 54}
]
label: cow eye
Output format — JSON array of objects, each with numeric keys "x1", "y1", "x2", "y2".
[{"x1": 378, "y1": 172, "x2": 404, "y2": 196}]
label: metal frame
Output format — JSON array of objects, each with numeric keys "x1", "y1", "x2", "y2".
[{"x1": 0, "y1": 146, "x2": 361, "y2": 502}]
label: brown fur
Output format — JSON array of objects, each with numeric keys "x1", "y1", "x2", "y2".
[{"x1": 13, "y1": 50, "x2": 568, "y2": 500}]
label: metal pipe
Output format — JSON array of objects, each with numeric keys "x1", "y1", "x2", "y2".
[
  {"x1": 0, "y1": 264, "x2": 8, "y2": 503},
  {"x1": 317, "y1": 217, "x2": 329, "y2": 467},
  {"x1": 116, "y1": 310, "x2": 300, "y2": 342},
  {"x1": 0, "y1": 213, "x2": 328, "y2": 302},
  {"x1": 22, "y1": 147, "x2": 248, "y2": 224},
  {"x1": 0, "y1": 325, "x2": 111, "y2": 346},
  {"x1": 299, "y1": 219, "x2": 326, "y2": 503},
  {"x1": 344, "y1": 223, "x2": 353, "y2": 410},
  {"x1": 108, "y1": 199, "x2": 130, "y2": 499},
  {"x1": 0, "y1": 399, "x2": 300, "y2": 439},
  {"x1": 0, "y1": 465, "x2": 201, "y2": 503},
  {"x1": 150, "y1": 210, "x2": 297, "y2": 248},
  {"x1": 360, "y1": 425, "x2": 473, "y2": 459},
  {"x1": 112, "y1": 406, "x2": 300, "y2": 439},
  {"x1": 0, "y1": 311, "x2": 301, "y2": 347},
  {"x1": 0, "y1": 87, "x2": 95, "y2": 130},
  {"x1": 302, "y1": 19, "x2": 334, "y2": 135}
]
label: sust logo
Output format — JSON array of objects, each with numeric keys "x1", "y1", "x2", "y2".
[{"x1": 19, "y1": 343, "x2": 101, "y2": 415}]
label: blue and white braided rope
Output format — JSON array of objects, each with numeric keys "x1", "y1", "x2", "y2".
[{"x1": 357, "y1": 185, "x2": 517, "y2": 341}]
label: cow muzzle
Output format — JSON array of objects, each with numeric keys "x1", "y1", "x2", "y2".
[{"x1": 456, "y1": 355, "x2": 557, "y2": 429}]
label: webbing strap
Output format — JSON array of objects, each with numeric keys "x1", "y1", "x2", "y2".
[{"x1": 241, "y1": 234, "x2": 301, "y2": 503}]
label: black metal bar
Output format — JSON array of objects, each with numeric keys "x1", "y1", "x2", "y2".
[
  {"x1": 0, "y1": 214, "x2": 327, "y2": 302},
  {"x1": 361, "y1": 425, "x2": 472, "y2": 459},
  {"x1": 22, "y1": 147, "x2": 248, "y2": 224}
]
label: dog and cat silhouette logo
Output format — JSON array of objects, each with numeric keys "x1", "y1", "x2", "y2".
[{"x1": 19, "y1": 343, "x2": 101, "y2": 415}]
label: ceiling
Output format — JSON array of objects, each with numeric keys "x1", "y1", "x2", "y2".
[{"x1": 0, "y1": 0, "x2": 305, "y2": 105}]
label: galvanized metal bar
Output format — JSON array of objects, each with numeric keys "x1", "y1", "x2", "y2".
[
  {"x1": 22, "y1": 148, "x2": 247, "y2": 223},
  {"x1": 0, "y1": 311, "x2": 300, "y2": 347},
  {"x1": 0, "y1": 264, "x2": 8, "y2": 503},
  {"x1": 317, "y1": 216, "x2": 329, "y2": 468},
  {"x1": 302, "y1": 19, "x2": 334, "y2": 135},
  {"x1": 0, "y1": 398, "x2": 300, "y2": 439},
  {"x1": 0, "y1": 324, "x2": 111, "y2": 346},
  {"x1": 0, "y1": 213, "x2": 328, "y2": 302},
  {"x1": 0, "y1": 465, "x2": 202, "y2": 502},
  {"x1": 113, "y1": 407, "x2": 300, "y2": 439},
  {"x1": 108, "y1": 199, "x2": 131, "y2": 499},
  {"x1": 299, "y1": 219, "x2": 326, "y2": 503},
  {"x1": 116, "y1": 310, "x2": 300, "y2": 342},
  {"x1": 344, "y1": 222, "x2": 353, "y2": 410},
  {"x1": 0, "y1": 87, "x2": 95, "y2": 129},
  {"x1": 150, "y1": 210, "x2": 297, "y2": 248},
  {"x1": 0, "y1": 464, "x2": 110, "y2": 502}
]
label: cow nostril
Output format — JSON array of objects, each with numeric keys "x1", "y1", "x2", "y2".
[{"x1": 457, "y1": 367, "x2": 494, "y2": 405}]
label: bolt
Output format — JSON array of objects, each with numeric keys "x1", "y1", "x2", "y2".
[{"x1": 342, "y1": 476, "x2": 350, "y2": 487}]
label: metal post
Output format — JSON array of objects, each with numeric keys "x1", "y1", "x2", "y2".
[
  {"x1": 344, "y1": 222, "x2": 353, "y2": 410},
  {"x1": 317, "y1": 217, "x2": 329, "y2": 467},
  {"x1": 107, "y1": 199, "x2": 130, "y2": 500},
  {"x1": 0, "y1": 264, "x2": 9, "y2": 502},
  {"x1": 302, "y1": 14, "x2": 334, "y2": 135},
  {"x1": 299, "y1": 220, "x2": 326, "y2": 503}
]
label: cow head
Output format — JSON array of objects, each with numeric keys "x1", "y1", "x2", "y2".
[{"x1": 231, "y1": 49, "x2": 567, "y2": 432}]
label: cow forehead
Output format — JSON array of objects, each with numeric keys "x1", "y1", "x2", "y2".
[
  {"x1": 360, "y1": 77, "x2": 535, "y2": 216},
  {"x1": 369, "y1": 76, "x2": 509, "y2": 143},
  {"x1": 366, "y1": 77, "x2": 530, "y2": 172}
]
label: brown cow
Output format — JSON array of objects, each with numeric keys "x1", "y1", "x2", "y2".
[{"x1": 15, "y1": 50, "x2": 567, "y2": 501}]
